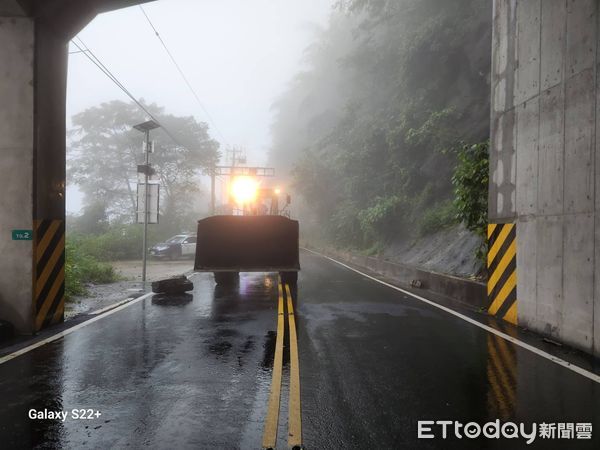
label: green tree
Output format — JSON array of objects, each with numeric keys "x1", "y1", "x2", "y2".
[
  {"x1": 270, "y1": 0, "x2": 491, "y2": 248},
  {"x1": 68, "y1": 100, "x2": 220, "y2": 225},
  {"x1": 71, "y1": 200, "x2": 110, "y2": 235},
  {"x1": 452, "y1": 141, "x2": 489, "y2": 238}
]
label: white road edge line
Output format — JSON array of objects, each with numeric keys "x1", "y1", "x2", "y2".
[
  {"x1": 304, "y1": 248, "x2": 600, "y2": 384},
  {"x1": 0, "y1": 292, "x2": 154, "y2": 365},
  {"x1": 89, "y1": 297, "x2": 135, "y2": 315}
]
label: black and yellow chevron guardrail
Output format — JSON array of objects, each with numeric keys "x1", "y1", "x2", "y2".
[
  {"x1": 487, "y1": 223, "x2": 517, "y2": 325},
  {"x1": 33, "y1": 219, "x2": 65, "y2": 331}
]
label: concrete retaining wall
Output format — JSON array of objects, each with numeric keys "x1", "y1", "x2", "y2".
[
  {"x1": 490, "y1": 0, "x2": 600, "y2": 356},
  {"x1": 0, "y1": 15, "x2": 34, "y2": 333},
  {"x1": 310, "y1": 247, "x2": 487, "y2": 311}
]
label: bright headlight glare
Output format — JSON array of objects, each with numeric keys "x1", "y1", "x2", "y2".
[{"x1": 231, "y1": 176, "x2": 258, "y2": 204}]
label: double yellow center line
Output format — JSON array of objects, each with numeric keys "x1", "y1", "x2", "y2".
[{"x1": 262, "y1": 279, "x2": 302, "y2": 449}]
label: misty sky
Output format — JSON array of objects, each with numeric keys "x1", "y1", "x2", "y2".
[{"x1": 66, "y1": 0, "x2": 333, "y2": 213}]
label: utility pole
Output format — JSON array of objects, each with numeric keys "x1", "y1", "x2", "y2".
[
  {"x1": 227, "y1": 147, "x2": 245, "y2": 167},
  {"x1": 210, "y1": 167, "x2": 216, "y2": 215},
  {"x1": 209, "y1": 148, "x2": 245, "y2": 215},
  {"x1": 208, "y1": 148, "x2": 277, "y2": 215},
  {"x1": 134, "y1": 120, "x2": 160, "y2": 286}
]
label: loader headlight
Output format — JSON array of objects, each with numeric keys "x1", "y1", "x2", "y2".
[{"x1": 231, "y1": 176, "x2": 258, "y2": 204}]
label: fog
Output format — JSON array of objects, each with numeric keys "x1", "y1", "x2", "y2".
[
  {"x1": 67, "y1": 0, "x2": 493, "y2": 257},
  {"x1": 66, "y1": 0, "x2": 333, "y2": 213}
]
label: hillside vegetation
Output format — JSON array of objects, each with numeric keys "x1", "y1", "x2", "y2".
[{"x1": 270, "y1": 0, "x2": 492, "y2": 253}]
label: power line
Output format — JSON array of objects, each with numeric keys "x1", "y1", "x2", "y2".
[
  {"x1": 138, "y1": 5, "x2": 230, "y2": 146},
  {"x1": 70, "y1": 37, "x2": 187, "y2": 150}
]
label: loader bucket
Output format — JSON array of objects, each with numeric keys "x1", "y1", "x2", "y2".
[{"x1": 194, "y1": 215, "x2": 300, "y2": 272}]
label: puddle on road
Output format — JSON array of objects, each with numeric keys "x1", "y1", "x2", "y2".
[
  {"x1": 151, "y1": 293, "x2": 193, "y2": 307},
  {"x1": 239, "y1": 330, "x2": 288, "y2": 449},
  {"x1": 300, "y1": 301, "x2": 436, "y2": 335},
  {"x1": 261, "y1": 330, "x2": 277, "y2": 370},
  {"x1": 207, "y1": 341, "x2": 233, "y2": 357}
]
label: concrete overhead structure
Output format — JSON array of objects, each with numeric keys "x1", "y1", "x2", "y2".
[
  {"x1": 0, "y1": 0, "x2": 151, "y2": 333},
  {"x1": 490, "y1": 0, "x2": 600, "y2": 356}
]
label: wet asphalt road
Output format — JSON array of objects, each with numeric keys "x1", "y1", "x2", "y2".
[{"x1": 0, "y1": 250, "x2": 599, "y2": 449}]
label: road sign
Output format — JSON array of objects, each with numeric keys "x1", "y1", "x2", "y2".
[
  {"x1": 136, "y1": 183, "x2": 160, "y2": 224},
  {"x1": 141, "y1": 140, "x2": 154, "y2": 153},
  {"x1": 137, "y1": 164, "x2": 156, "y2": 176},
  {"x1": 12, "y1": 230, "x2": 32, "y2": 240}
]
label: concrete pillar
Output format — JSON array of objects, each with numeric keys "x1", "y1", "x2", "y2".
[
  {"x1": 31, "y1": 22, "x2": 69, "y2": 332},
  {"x1": 490, "y1": 0, "x2": 600, "y2": 357},
  {"x1": 0, "y1": 0, "x2": 151, "y2": 334},
  {"x1": 0, "y1": 5, "x2": 68, "y2": 334},
  {"x1": 0, "y1": 14, "x2": 35, "y2": 333}
]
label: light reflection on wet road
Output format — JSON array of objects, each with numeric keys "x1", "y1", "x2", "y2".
[{"x1": 0, "y1": 251, "x2": 598, "y2": 449}]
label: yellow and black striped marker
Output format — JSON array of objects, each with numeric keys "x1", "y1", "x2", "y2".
[
  {"x1": 262, "y1": 278, "x2": 303, "y2": 449},
  {"x1": 33, "y1": 219, "x2": 65, "y2": 331},
  {"x1": 487, "y1": 223, "x2": 517, "y2": 325}
]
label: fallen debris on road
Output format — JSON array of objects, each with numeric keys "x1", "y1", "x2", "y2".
[{"x1": 151, "y1": 275, "x2": 194, "y2": 294}]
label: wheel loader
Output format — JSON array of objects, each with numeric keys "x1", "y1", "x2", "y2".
[{"x1": 194, "y1": 179, "x2": 300, "y2": 285}]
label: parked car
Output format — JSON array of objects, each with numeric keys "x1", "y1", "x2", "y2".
[{"x1": 149, "y1": 234, "x2": 196, "y2": 260}]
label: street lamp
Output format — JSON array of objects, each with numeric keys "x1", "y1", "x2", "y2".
[{"x1": 134, "y1": 119, "x2": 160, "y2": 285}]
